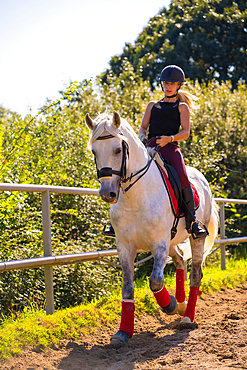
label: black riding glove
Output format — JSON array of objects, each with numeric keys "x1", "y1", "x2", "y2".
[{"x1": 142, "y1": 137, "x2": 148, "y2": 146}]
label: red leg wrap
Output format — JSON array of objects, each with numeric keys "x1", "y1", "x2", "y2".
[
  {"x1": 175, "y1": 269, "x2": 186, "y2": 303},
  {"x1": 119, "y1": 301, "x2": 135, "y2": 338},
  {"x1": 183, "y1": 286, "x2": 202, "y2": 322},
  {"x1": 153, "y1": 285, "x2": 171, "y2": 307}
]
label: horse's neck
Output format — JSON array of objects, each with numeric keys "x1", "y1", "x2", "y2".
[{"x1": 127, "y1": 137, "x2": 149, "y2": 172}]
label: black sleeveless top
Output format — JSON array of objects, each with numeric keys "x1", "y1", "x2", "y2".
[{"x1": 148, "y1": 100, "x2": 181, "y2": 139}]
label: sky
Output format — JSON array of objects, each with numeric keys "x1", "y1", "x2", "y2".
[{"x1": 0, "y1": 0, "x2": 171, "y2": 118}]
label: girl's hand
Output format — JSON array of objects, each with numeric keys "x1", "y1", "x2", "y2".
[
  {"x1": 141, "y1": 136, "x2": 148, "y2": 146},
  {"x1": 156, "y1": 135, "x2": 172, "y2": 147}
]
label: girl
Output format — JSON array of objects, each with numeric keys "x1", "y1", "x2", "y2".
[{"x1": 138, "y1": 64, "x2": 207, "y2": 239}]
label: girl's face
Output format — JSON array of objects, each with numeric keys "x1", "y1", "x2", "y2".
[{"x1": 162, "y1": 81, "x2": 181, "y2": 96}]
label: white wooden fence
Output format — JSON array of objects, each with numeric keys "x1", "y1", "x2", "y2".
[{"x1": 0, "y1": 183, "x2": 247, "y2": 315}]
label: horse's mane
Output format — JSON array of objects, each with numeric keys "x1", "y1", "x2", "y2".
[{"x1": 87, "y1": 112, "x2": 140, "y2": 150}]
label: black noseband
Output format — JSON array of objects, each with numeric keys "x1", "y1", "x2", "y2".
[{"x1": 97, "y1": 167, "x2": 122, "y2": 179}]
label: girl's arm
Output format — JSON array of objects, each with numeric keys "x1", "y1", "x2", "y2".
[
  {"x1": 176, "y1": 102, "x2": 190, "y2": 140},
  {"x1": 139, "y1": 102, "x2": 155, "y2": 139}
]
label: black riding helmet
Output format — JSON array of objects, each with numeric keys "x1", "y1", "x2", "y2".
[{"x1": 160, "y1": 65, "x2": 185, "y2": 97}]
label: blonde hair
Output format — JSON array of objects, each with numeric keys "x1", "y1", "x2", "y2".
[{"x1": 177, "y1": 90, "x2": 198, "y2": 111}]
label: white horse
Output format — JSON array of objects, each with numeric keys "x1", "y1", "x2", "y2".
[{"x1": 85, "y1": 111, "x2": 218, "y2": 344}]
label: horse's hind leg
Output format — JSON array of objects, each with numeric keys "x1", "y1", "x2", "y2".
[
  {"x1": 169, "y1": 245, "x2": 187, "y2": 316},
  {"x1": 149, "y1": 242, "x2": 178, "y2": 315},
  {"x1": 182, "y1": 238, "x2": 205, "y2": 323},
  {"x1": 111, "y1": 245, "x2": 136, "y2": 344}
]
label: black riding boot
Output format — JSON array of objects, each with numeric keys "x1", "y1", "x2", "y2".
[
  {"x1": 103, "y1": 223, "x2": 116, "y2": 238},
  {"x1": 182, "y1": 185, "x2": 208, "y2": 240}
]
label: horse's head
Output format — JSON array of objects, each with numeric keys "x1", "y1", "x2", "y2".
[{"x1": 85, "y1": 111, "x2": 128, "y2": 204}]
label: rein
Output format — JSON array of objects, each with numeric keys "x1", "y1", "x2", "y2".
[
  {"x1": 95, "y1": 134, "x2": 158, "y2": 193},
  {"x1": 120, "y1": 150, "x2": 156, "y2": 193}
]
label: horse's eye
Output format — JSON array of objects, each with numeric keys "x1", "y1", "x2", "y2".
[{"x1": 115, "y1": 147, "x2": 121, "y2": 155}]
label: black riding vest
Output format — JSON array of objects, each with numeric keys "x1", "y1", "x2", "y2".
[{"x1": 148, "y1": 100, "x2": 181, "y2": 139}]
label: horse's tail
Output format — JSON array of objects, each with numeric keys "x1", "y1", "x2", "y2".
[{"x1": 202, "y1": 197, "x2": 219, "y2": 262}]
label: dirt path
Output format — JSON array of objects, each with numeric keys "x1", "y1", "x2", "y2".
[{"x1": 3, "y1": 284, "x2": 247, "y2": 370}]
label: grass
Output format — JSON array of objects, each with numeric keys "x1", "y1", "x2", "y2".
[
  {"x1": 1, "y1": 257, "x2": 247, "y2": 362},
  {"x1": 201, "y1": 258, "x2": 247, "y2": 293}
]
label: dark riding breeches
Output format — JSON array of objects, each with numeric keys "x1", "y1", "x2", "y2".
[{"x1": 148, "y1": 138, "x2": 190, "y2": 190}]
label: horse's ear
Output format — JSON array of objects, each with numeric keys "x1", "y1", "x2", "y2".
[
  {"x1": 85, "y1": 113, "x2": 94, "y2": 130},
  {"x1": 113, "y1": 111, "x2": 121, "y2": 129}
]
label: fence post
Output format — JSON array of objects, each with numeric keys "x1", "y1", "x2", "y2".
[
  {"x1": 184, "y1": 260, "x2": 187, "y2": 281},
  {"x1": 42, "y1": 190, "x2": 54, "y2": 314},
  {"x1": 220, "y1": 202, "x2": 226, "y2": 270}
]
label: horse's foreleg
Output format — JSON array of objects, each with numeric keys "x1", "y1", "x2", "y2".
[
  {"x1": 111, "y1": 246, "x2": 136, "y2": 344},
  {"x1": 170, "y1": 245, "x2": 187, "y2": 316},
  {"x1": 150, "y1": 242, "x2": 177, "y2": 315},
  {"x1": 182, "y1": 239, "x2": 204, "y2": 323},
  {"x1": 119, "y1": 260, "x2": 135, "y2": 338}
]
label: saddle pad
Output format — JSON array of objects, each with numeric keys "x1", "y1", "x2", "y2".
[{"x1": 158, "y1": 164, "x2": 199, "y2": 217}]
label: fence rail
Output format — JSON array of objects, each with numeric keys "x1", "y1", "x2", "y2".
[{"x1": 0, "y1": 183, "x2": 246, "y2": 314}]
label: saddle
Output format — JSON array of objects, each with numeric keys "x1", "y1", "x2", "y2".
[{"x1": 148, "y1": 149, "x2": 199, "y2": 239}]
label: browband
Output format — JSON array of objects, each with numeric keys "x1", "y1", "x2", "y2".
[{"x1": 96, "y1": 134, "x2": 115, "y2": 140}]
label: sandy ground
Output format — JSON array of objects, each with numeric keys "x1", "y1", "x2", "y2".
[{"x1": 2, "y1": 283, "x2": 247, "y2": 370}]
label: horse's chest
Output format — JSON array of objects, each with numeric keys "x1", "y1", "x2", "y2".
[{"x1": 111, "y1": 203, "x2": 172, "y2": 235}]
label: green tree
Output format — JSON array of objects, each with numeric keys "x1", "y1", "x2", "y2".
[
  {"x1": 99, "y1": 59, "x2": 151, "y2": 128},
  {"x1": 102, "y1": 0, "x2": 247, "y2": 88}
]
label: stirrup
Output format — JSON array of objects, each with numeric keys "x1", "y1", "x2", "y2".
[
  {"x1": 191, "y1": 221, "x2": 209, "y2": 240},
  {"x1": 102, "y1": 224, "x2": 116, "y2": 238}
]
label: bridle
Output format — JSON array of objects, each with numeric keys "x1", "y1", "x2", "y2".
[
  {"x1": 94, "y1": 134, "x2": 156, "y2": 193},
  {"x1": 96, "y1": 134, "x2": 129, "y2": 184}
]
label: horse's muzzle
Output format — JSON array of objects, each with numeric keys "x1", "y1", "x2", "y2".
[
  {"x1": 100, "y1": 192, "x2": 118, "y2": 204},
  {"x1": 99, "y1": 182, "x2": 119, "y2": 204}
]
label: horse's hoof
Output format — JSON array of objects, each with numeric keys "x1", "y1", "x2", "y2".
[
  {"x1": 161, "y1": 295, "x2": 178, "y2": 315},
  {"x1": 181, "y1": 316, "x2": 192, "y2": 324},
  {"x1": 177, "y1": 301, "x2": 187, "y2": 316},
  {"x1": 111, "y1": 330, "x2": 128, "y2": 344}
]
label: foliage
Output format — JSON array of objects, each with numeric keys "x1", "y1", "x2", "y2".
[
  {"x1": 101, "y1": 0, "x2": 247, "y2": 88},
  {"x1": 99, "y1": 59, "x2": 151, "y2": 128},
  {"x1": 0, "y1": 82, "x2": 118, "y2": 315},
  {"x1": 0, "y1": 258, "x2": 246, "y2": 362}
]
